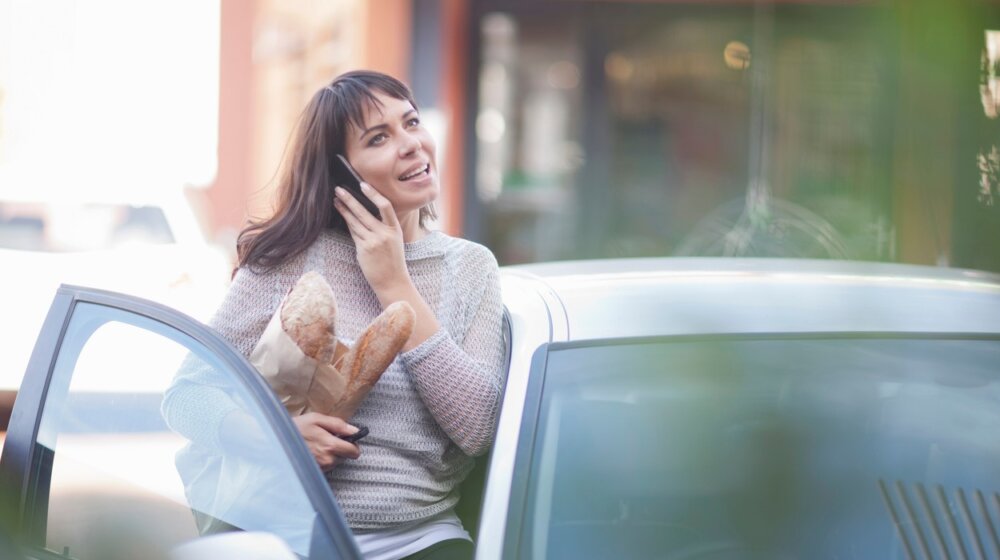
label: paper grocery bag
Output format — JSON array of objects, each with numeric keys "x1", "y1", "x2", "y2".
[
  {"x1": 306, "y1": 341, "x2": 360, "y2": 419},
  {"x1": 248, "y1": 282, "x2": 413, "y2": 421},
  {"x1": 249, "y1": 305, "x2": 361, "y2": 418},
  {"x1": 249, "y1": 309, "x2": 341, "y2": 416}
]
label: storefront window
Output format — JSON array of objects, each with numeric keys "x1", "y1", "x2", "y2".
[
  {"x1": 472, "y1": 1, "x2": 999, "y2": 269},
  {"x1": 476, "y1": 10, "x2": 585, "y2": 263}
]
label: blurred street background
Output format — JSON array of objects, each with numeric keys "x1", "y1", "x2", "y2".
[{"x1": 1, "y1": 0, "x2": 999, "y2": 396}]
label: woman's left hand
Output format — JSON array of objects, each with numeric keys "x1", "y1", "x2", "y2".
[{"x1": 334, "y1": 183, "x2": 409, "y2": 296}]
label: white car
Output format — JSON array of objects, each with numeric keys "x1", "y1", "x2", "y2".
[
  {"x1": 0, "y1": 191, "x2": 231, "y2": 393},
  {"x1": 1, "y1": 258, "x2": 999, "y2": 559}
]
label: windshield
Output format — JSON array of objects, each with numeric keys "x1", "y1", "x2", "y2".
[{"x1": 510, "y1": 335, "x2": 1000, "y2": 559}]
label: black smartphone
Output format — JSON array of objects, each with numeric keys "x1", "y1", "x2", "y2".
[
  {"x1": 339, "y1": 425, "x2": 369, "y2": 444},
  {"x1": 333, "y1": 154, "x2": 381, "y2": 219}
]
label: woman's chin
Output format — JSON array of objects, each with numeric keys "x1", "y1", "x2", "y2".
[
  {"x1": 395, "y1": 197, "x2": 437, "y2": 219},
  {"x1": 410, "y1": 185, "x2": 440, "y2": 208}
]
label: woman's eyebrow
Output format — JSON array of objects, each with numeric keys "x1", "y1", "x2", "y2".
[
  {"x1": 359, "y1": 123, "x2": 387, "y2": 140},
  {"x1": 358, "y1": 109, "x2": 418, "y2": 140}
]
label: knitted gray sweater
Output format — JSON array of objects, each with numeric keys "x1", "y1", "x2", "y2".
[{"x1": 165, "y1": 230, "x2": 506, "y2": 531}]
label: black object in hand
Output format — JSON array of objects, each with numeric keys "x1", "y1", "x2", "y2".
[
  {"x1": 333, "y1": 154, "x2": 381, "y2": 219},
  {"x1": 340, "y1": 425, "x2": 369, "y2": 444}
]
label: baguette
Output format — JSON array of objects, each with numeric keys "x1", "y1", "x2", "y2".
[
  {"x1": 336, "y1": 301, "x2": 416, "y2": 398},
  {"x1": 280, "y1": 271, "x2": 338, "y2": 363},
  {"x1": 277, "y1": 271, "x2": 416, "y2": 419},
  {"x1": 307, "y1": 301, "x2": 415, "y2": 417}
]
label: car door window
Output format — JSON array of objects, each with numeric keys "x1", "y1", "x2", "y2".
[
  {"x1": 24, "y1": 299, "x2": 340, "y2": 559},
  {"x1": 507, "y1": 335, "x2": 1000, "y2": 560}
]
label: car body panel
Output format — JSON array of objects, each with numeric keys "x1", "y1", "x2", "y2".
[
  {"x1": 477, "y1": 272, "x2": 569, "y2": 556},
  {"x1": 511, "y1": 258, "x2": 1000, "y2": 340},
  {"x1": 479, "y1": 258, "x2": 1000, "y2": 560}
]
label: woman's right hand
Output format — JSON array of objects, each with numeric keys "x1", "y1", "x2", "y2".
[
  {"x1": 292, "y1": 412, "x2": 362, "y2": 471},
  {"x1": 333, "y1": 183, "x2": 409, "y2": 295}
]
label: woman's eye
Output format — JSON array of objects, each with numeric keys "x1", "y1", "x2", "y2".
[
  {"x1": 406, "y1": 117, "x2": 420, "y2": 128},
  {"x1": 367, "y1": 133, "x2": 387, "y2": 146}
]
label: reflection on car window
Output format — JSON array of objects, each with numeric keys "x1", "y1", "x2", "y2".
[
  {"x1": 34, "y1": 303, "x2": 318, "y2": 559},
  {"x1": 515, "y1": 336, "x2": 1000, "y2": 560}
]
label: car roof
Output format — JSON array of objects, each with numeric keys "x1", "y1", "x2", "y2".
[{"x1": 501, "y1": 258, "x2": 1000, "y2": 340}]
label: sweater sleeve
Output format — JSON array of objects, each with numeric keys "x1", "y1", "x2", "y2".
[
  {"x1": 399, "y1": 248, "x2": 506, "y2": 457},
  {"x1": 161, "y1": 265, "x2": 286, "y2": 450}
]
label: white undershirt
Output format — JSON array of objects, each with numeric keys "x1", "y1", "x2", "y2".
[{"x1": 353, "y1": 509, "x2": 471, "y2": 560}]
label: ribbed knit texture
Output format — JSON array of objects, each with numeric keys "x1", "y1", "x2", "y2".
[{"x1": 162, "y1": 230, "x2": 506, "y2": 531}]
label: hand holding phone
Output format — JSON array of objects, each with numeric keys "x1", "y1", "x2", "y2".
[
  {"x1": 333, "y1": 154, "x2": 381, "y2": 219},
  {"x1": 339, "y1": 425, "x2": 369, "y2": 444}
]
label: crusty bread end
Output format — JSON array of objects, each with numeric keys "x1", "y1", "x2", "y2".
[
  {"x1": 280, "y1": 271, "x2": 338, "y2": 363},
  {"x1": 335, "y1": 301, "x2": 415, "y2": 403}
]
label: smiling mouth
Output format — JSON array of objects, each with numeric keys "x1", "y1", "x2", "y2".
[{"x1": 399, "y1": 164, "x2": 430, "y2": 181}]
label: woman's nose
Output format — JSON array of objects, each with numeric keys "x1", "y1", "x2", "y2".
[{"x1": 398, "y1": 131, "x2": 422, "y2": 157}]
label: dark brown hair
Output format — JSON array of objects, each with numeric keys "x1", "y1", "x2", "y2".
[{"x1": 236, "y1": 70, "x2": 433, "y2": 271}]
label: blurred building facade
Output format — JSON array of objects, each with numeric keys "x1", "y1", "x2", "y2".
[
  {"x1": 207, "y1": 0, "x2": 1000, "y2": 271},
  {"x1": 205, "y1": 0, "x2": 422, "y2": 253}
]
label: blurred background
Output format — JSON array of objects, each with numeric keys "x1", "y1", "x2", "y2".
[{"x1": 0, "y1": 0, "x2": 999, "y2": 393}]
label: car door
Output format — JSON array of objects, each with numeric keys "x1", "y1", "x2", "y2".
[{"x1": 0, "y1": 285, "x2": 362, "y2": 560}]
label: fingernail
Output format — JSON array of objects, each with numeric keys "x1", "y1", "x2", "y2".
[
  {"x1": 360, "y1": 182, "x2": 371, "y2": 192},
  {"x1": 334, "y1": 187, "x2": 344, "y2": 196}
]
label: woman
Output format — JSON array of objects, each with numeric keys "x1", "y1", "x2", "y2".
[{"x1": 167, "y1": 70, "x2": 506, "y2": 560}]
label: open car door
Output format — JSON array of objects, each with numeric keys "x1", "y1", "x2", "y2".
[{"x1": 0, "y1": 285, "x2": 362, "y2": 560}]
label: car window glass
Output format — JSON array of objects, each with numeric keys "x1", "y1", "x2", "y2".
[
  {"x1": 32, "y1": 302, "x2": 321, "y2": 559},
  {"x1": 514, "y1": 336, "x2": 1000, "y2": 560}
]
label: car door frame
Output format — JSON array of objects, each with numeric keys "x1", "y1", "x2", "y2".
[{"x1": 0, "y1": 284, "x2": 362, "y2": 559}]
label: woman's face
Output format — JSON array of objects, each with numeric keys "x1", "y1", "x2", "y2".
[{"x1": 342, "y1": 91, "x2": 439, "y2": 221}]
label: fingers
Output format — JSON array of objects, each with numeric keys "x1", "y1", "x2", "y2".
[
  {"x1": 334, "y1": 185, "x2": 381, "y2": 230},
  {"x1": 293, "y1": 413, "x2": 363, "y2": 470},
  {"x1": 335, "y1": 195, "x2": 372, "y2": 242},
  {"x1": 307, "y1": 412, "x2": 360, "y2": 438},
  {"x1": 328, "y1": 437, "x2": 361, "y2": 463},
  {"x1": 360, "y1": 183, "x2": 399, "y2": 228}
]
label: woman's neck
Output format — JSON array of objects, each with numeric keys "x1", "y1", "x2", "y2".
[{"x1": 397, "y1": 211, "x2": 426, "y2": 243}]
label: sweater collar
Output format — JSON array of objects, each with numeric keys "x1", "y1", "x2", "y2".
[{"x1": 402, "y1": 230, "x2": 447, "y2": 260}]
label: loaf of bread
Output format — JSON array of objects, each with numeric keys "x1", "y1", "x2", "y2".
[
  {"x1": 337, "y1": 301, "x2": 415, "y2": 403},
  {"x1": 279, "y1": 271, "x2": 338, "y2": 363},
  {"x1": 307, "y1": 301, "x2": 415, "y2": 418},
  {"x1": 273, "y1": 271, "x2": 416, "y2": 419}
]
